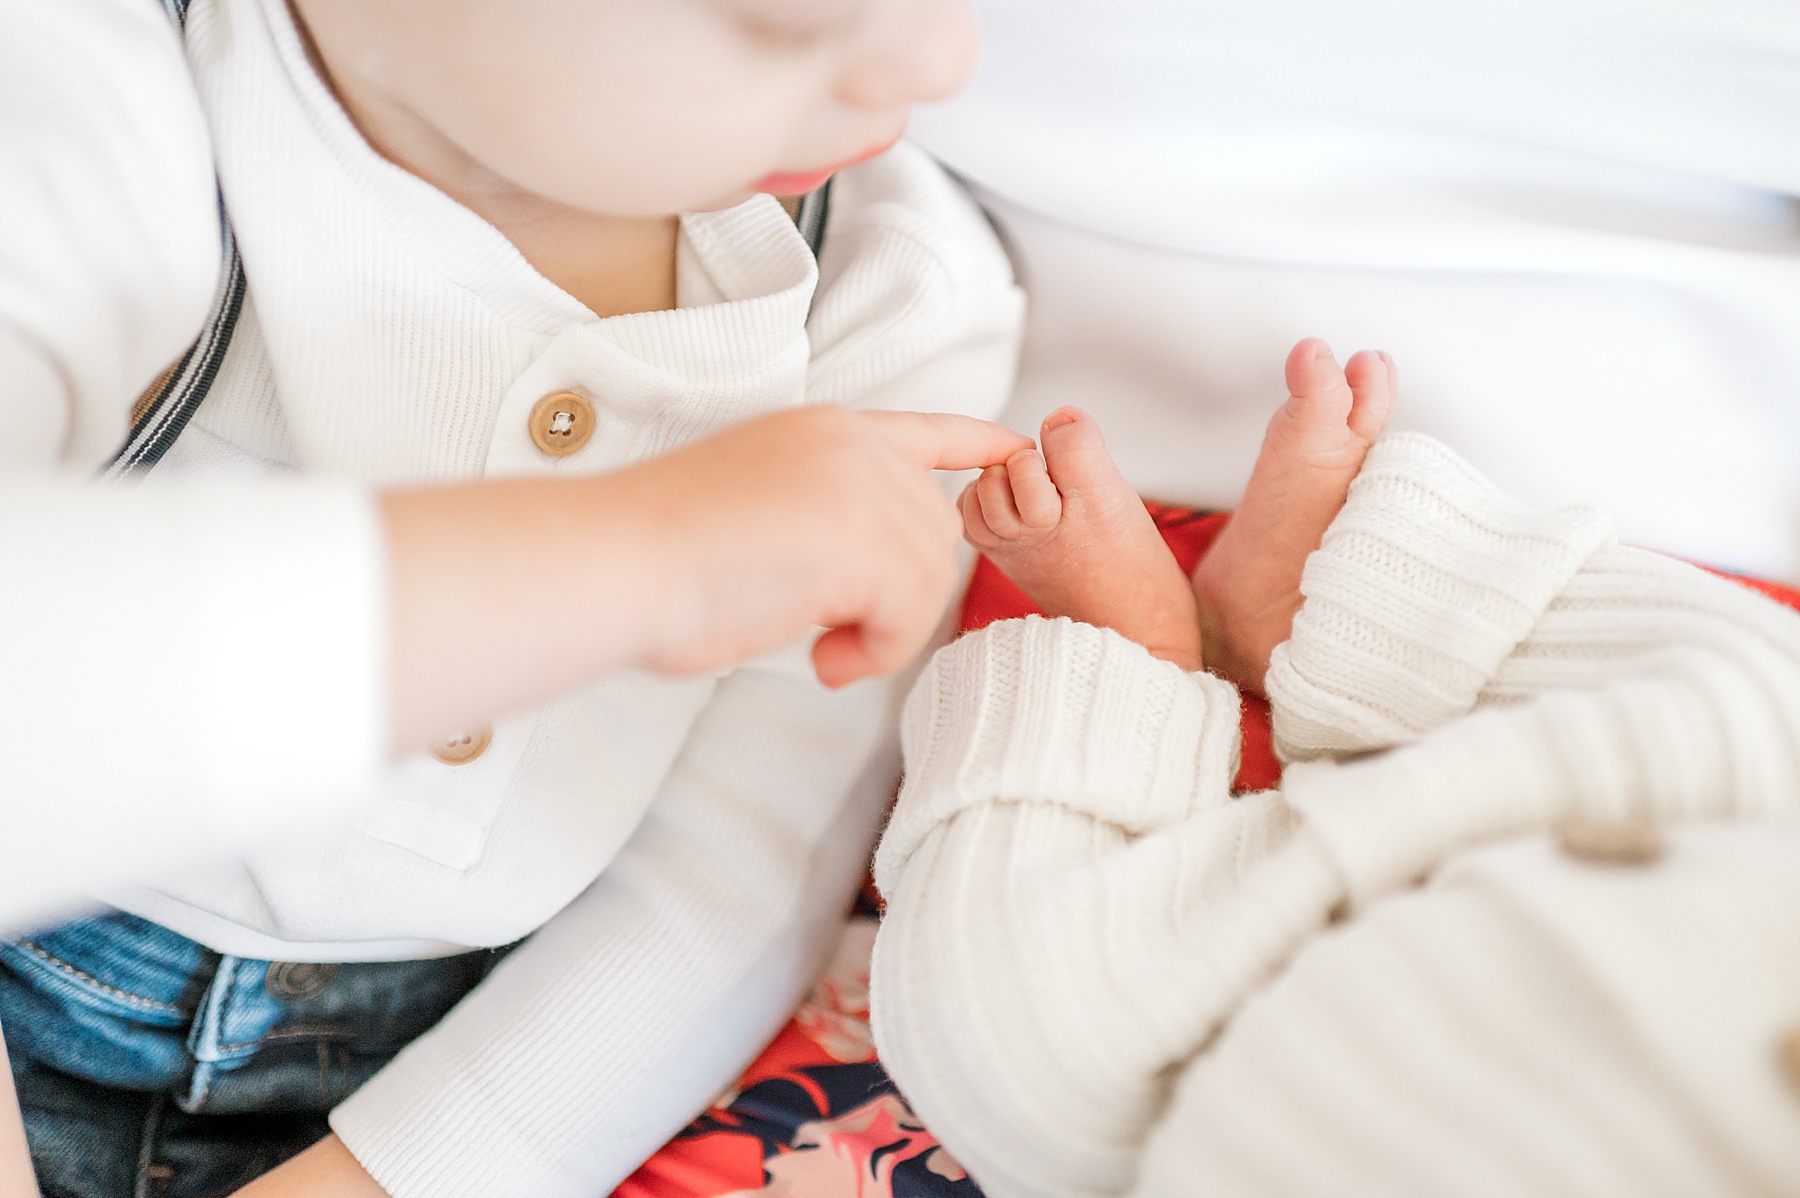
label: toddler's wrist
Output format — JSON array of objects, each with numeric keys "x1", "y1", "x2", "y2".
[{"x1": 570, "y1": 469, "x2": 705, "y2": 672}]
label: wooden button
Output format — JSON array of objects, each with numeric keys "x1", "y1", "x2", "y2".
[
  {"x1": 431, "y1": 725, "x2": 492, "y2": 766},
  {"x1": 1557, "y1": 818, "x2": 1664, "y2": 866},
  {"x1": 528, "y1": 391, "x2": 596, "y2": 457},
  {"x1": 1779, "y1": 1027, "x2": 1800, "y2": 1094}
]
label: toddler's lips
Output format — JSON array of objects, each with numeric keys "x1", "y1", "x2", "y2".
[
  {"x1": 752, "y1": 134, "x2": 901, "y2": 195},
  {"x1": 753, "y1": 167, "x2": 840, "y2": 196}
]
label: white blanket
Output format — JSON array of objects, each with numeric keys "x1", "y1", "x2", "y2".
[{"x1": 912, "y1": 0, "x2": 1800, "y2": 581}]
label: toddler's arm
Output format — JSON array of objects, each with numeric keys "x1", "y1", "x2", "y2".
[
  {"x1": 248, "y1": 151, "x2": 1031, "y2": 1198},
  {"x1": 381, "y1": 405, "x2": 1031, "y2": 749},
  {"x1": 0, "y1": 407, "x2": 1026, "y2": 930}
]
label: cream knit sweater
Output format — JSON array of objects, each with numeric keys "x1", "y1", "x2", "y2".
[{"x1": 872, "y1": 433, "x2": 1800, "y2": 1197}]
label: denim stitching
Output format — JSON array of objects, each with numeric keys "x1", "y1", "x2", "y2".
[
  {"x1": 211, "y1": 1035, "x2": 287, "y2": 1055},
  {"x1": 6, "y1": 940, "x2": 185, "y2": 1015},
  {"x1": 255, "y1": 1024, "x2": 354, "y2": 1044},
  {"x1": 210, "y1": 1038, "x2": 271, "y2": 1056},
  {"x1": 134, "y1": 1094, "x2": 168, "y2": 1198}
]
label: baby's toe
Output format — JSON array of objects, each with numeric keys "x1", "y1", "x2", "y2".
[
  {"x1": 1282, "y1": 338, "x2": 1355, "y2": 423},
  {"x1": 974, "y1": 464, "x2": 1026, "y2": 541},
  {"x1": 1005, "y1": 448, "x2": 1062, "y2": 530},
  {"x1": 1039, "y1": 407, "x2": 1132, "y2": 503},
  {"x1": 1343, "y1": 349, "x2": 1397, "y2": 443}
]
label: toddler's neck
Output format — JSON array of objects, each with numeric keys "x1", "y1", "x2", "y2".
[
  {"x1": 438, "y1": 185, "x2": 681, "y2": 319},
  {"x1": 289, "y1": 0, "x2": 680, "y2": 319}
]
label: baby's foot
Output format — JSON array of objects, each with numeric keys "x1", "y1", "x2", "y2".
[
  {"x1": 962, "y1": 408, "x2": 1202, "y2": 669},
  {"x1": 1193, "y1": 338, "x2": 1396, "y2": 693}
]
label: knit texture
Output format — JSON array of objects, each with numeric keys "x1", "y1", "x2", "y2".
[
  {"x1": 875, "y1": 615, "x2": 1243, "y2": 895},
  {"x1": 872, "y1": 434, "x2": 1800, "y2": 1198},
  {"x1": 873, "y1": 618, "x2": 1329, "y2": 1198},
  {"x1": 1136, "y1": 821, "x2": 1800, "y2": 1198},
  {"x1": 1266, "y1": 431, "x2": 1614, "y2": 761}
]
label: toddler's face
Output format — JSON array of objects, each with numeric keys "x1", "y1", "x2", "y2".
[{"x1": 293, "y1": 0, "x2": 977, "y2": 216}]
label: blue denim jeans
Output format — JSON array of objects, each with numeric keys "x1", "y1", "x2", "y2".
[{"x1": 0, "y1": 910, "x2": 512, "y2": 1198}]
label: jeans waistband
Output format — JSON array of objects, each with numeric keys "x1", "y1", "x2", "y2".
[{"x1": 0, "y1": 909, "x2": 513, "y2": 1115}]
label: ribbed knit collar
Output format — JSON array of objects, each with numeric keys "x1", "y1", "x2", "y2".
[{"x1": 250, "y1": 0, "x2": 817, "y2": 366}]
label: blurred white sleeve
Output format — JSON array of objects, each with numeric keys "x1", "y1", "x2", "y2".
[
  {"x1": 0, "y1": 475, "x2": 388, "y2": 932},
  {"x1": 0, "y1": 2, "x2": 388, "y2": 930}
]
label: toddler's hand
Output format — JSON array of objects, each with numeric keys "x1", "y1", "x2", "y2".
[
  {"x1": 383, "y1": 406, "x2": 1028, "y2": 751},
  {"x1": 627, "y1": 405, "x2": 1032, "y2": 687}
]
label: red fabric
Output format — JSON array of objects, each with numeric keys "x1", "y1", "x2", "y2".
[
  {"x1": 1702, "y1": 564, "x2": 1800, "y2": 614},
  {"x1": 616, "y1": 1137, "x2": 765, "y2": 1198},
  {"x1": 613, "y1": 910, "x2": 972, "y2": 1198},
  {"x1": 615, "y1": 508, "x2": 1800, "y2": 1198}
]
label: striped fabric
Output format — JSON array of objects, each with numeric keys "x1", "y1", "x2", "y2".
[{"x1": 106, "y1": 0, "x2": 244, "y2": 479}]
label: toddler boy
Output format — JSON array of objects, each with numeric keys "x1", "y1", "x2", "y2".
[{"x1": 0, "y1": 2, "x2": 1024, "y2": 1196}]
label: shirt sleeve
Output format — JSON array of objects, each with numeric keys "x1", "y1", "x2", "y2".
[
  {"x1": 0, "y1": 3, "x2": 388, "y2": 931},
  {"x1": 0, "y1": 473, "x2": 389, "y2": 932}
]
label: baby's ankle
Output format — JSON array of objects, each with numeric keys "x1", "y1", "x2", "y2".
[{"x1": 1191, "y1": 571, "x2": 1264, "y2": 688}]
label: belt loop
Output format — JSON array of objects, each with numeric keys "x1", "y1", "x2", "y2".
[{"x1": 180, "y1": 954, "x2": 240, "y2": 1111}]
